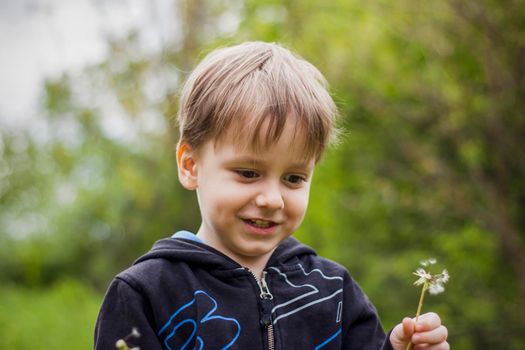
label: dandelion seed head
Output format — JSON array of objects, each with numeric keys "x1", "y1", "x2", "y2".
[
  {"x1": 412, "y1": 259, "x2": 449, "y2": 295},
  {"x1": 429, "y1": 283, "x2": 445, "y2": 295},
  {"x1": 413, "y1": 268, "x2": 432, "y2": 286}
]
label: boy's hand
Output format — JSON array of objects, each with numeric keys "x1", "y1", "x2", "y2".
[{"x1": 389, "y1": 312, "x2": 449, "y2": 350}]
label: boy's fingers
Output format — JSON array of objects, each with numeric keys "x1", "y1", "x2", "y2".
[
  {"x1": 414, "y1": 312, "x2": 441, "y2": 332},
  {"x1": 402, "y1": 317, "x2": 415, "y2": 338},
  {"x1": 412, "y1": 343, "x2": 450, "y2": 350},
  {"x1": 390, "y1": 317, "x2": 415, "y2": 346},
  {"x1": 412, "y1": 325, "x2": 448, "y2": 345}
]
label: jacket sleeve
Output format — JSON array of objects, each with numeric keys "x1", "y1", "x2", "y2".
[
  {"x1": 340, "y1": 272, "x2": 394, "y2": 350},
  {"x1": 94, "y1": 277, "x2": 163, "y2": 349}
]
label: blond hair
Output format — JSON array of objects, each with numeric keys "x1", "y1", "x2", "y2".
[{"x1": 177, "y1": 41, "x2": 338, "y2": 161}]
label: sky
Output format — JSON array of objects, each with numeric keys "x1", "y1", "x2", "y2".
[{"x1": 0, "y1": 0, "x2": 179, "y2": 129}]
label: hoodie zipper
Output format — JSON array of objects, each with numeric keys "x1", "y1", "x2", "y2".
[{"x1": 247, "y1": 269, "x2": 275, "y2": 350}]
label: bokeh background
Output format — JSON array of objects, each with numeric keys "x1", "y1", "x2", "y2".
[{"x1": 1, "y1": 0, "x2": 524, "y2": 348}]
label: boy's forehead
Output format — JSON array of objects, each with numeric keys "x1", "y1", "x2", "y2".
[{"x1": 213, "y1": 118, "x2": 315, "y2": 162}]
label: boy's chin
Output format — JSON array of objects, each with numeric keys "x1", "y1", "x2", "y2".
[{"x1": 237, "y1": 236, "x2": 289, "y2": 257}]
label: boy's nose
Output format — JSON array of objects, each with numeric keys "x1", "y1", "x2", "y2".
[{"x1": 255, "y1": 183, "x2": 284, "y2": 210}]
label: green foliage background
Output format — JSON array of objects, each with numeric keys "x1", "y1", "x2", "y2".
[{"x1": 1, "y1": 0, "x2": 524, "y2": 348}]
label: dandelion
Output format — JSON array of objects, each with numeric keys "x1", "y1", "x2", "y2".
[
  {"x1": 405, "y1": 259, "x2": 449, "y2": 350},
  {"x1": 115, "y1": 327, "x2": 141, "y2": 350}
]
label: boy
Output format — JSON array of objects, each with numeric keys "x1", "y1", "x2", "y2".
[{"x1": 95, "y1": 42, "x2": 449, "y2": 350}]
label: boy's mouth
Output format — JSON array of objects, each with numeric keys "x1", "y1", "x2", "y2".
[{"x1": 244, "y1": 219, "x2": 276, "y2": 228}]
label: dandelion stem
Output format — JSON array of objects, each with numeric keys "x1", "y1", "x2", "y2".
[
  {"x1": 415, "y1": 283, "x2": 428, "y2": 321},
  {"x1": 405, "y1": 283, "x2": 428, "y2": 350}
]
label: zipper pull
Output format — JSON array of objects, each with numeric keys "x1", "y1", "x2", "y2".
[
  {"x1": 258, "y1": 271, "x2": 273, "y2": 327},
  {"x1": 259, "y1": 271, "x2": 274, "y2": 300},
  {"x1": 260, "y1": 298, "x2": 272, "y2": 326}
]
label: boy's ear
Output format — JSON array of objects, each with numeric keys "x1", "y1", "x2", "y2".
[{"x1": 176, "y1": 143, "x2": 198, "y2": 190}]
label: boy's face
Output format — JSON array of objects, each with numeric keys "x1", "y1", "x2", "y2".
[{"x1": 178, "y1": 121, "x2": 315, "y2": 271}]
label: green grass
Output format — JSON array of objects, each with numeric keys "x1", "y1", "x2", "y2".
[{"x1": 0, "y1": 279, "x2": 102, "y2": 349}]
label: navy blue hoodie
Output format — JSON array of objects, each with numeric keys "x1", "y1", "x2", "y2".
[{"x1": 94, "y1": 236, "x2": 393, "y2": 350}]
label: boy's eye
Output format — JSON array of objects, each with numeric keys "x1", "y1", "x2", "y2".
[
  {"x1": 236, "y1": 170, "x2": 259, "y2": 179},
  {"x1": 284, "y1": 174, "x2": 307, "y2": 184}
]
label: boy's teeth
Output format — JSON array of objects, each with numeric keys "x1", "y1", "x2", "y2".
[{"x1": 250, "y1": 219, "x2": 271, "y2": 228}]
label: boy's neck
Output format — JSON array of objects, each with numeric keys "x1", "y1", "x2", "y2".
[{"x1": 195, "y1": 229, "x2": 273, "y2": 280}]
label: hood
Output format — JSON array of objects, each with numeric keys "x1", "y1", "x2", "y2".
[{"x1": 133, "y1": 236, "x2": 317, "y2": 270}]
